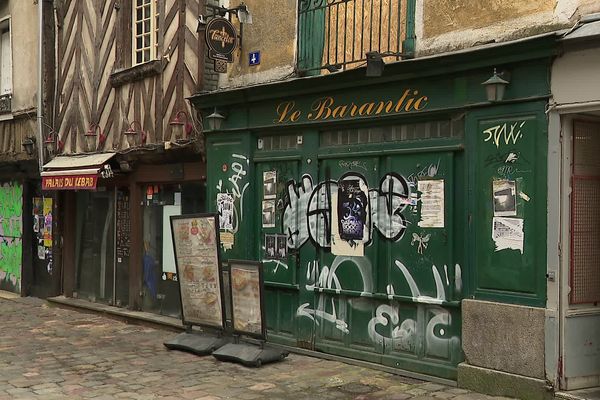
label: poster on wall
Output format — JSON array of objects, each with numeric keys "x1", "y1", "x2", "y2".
[
  {"x1": 418, "y1": 179, "x2": 445, "y2": 228},
  {"x1": 262, "y1": 200, "x2": 275, "y2": 228},
  {"x1": 216, "y1": 193, "x2": 234, "y2": 230},
  {"x1": 170, "y1": 214, "x2": 225, "y2": 329},
  {"x1": 337, "y1": 180, "x2": 368, "y2": 241},
  {"x1": 43, "y1": 198, "x2": 53, "y2": 247},
  {"x1": 493, "y1": 180, "x2": 517, "y2": 216},
  {"x1": 492, "y1": 216, "x2": 524, "y2": 254},
  {"x1": 264, "y1": 234, "x2": 287, "y2": 259},
  {"x1": 263, "y1": 171, "x2": 277, "y2": 199},
  {"x1": 330, "y1": 179, "x2": 369, "y2": 257},
  {"x1": 162, "y1": 205, "x2": 181, "y2": 275},
  {"x1": 229, "y1": 260, "x2": 266, "y2": 339},
  {"x1": 264, "y1": 234, "x2": 276, "y2": 259}
]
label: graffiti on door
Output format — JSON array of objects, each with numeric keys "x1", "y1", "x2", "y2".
[
  {"x1": 296, "y1": 255, "x2": 461, "y2": 355},
  {"x1": 0, "y1": 182, "x2": 22, "y2": 290},
  {"x1": 216, "y1": 153, "x2": 250, "y2": 234},
  {"x1": 282, "y1": 172, "x2": 412, "y2": 249}
]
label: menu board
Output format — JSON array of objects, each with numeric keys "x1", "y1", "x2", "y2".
[
  {"x1": 116, "y1": 190, "x2": 131, "y2": 259},
  {"x1": 170, "y1": 214, "x2": 224, "y2": 329},
  {"x1": 229, "y1": 260, "x2": 265, "y2": 339}
]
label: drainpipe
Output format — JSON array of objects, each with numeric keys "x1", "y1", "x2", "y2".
[
  {"x1": 37, "y1": 0, "x2": 45, "y2": 173},
  {"x1": 403, "y1": 0, "x2": 416, "y2": 57}
]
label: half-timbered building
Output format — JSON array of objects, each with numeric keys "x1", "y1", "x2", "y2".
[{"x1": 45, "y1": 0, "x2": 212, "y2": 315}]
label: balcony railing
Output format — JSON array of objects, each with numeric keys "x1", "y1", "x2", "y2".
[{"x1": 298, "y1": 0, "x2": 416, "y2": 74}]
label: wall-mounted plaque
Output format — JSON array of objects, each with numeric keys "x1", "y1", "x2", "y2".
[
  {"x1": 228, "y1": 260, "x2": 266, "y2": 340},
  {"x1": 170, "y1": 213, "x2": 225, "y2": 329}
]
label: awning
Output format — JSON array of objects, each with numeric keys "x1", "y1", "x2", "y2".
[{"x1": 41, "y1": 153, "x2": 116, "y2": 190}]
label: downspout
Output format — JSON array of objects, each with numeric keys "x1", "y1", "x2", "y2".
[
  {"x1": 37, "y1": 0, "x2": 45, "y2": 173},
  {"x1": 403, "y1": 0, "x2": 416, "y2": 57}
]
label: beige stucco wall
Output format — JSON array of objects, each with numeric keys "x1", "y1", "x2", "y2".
[
  {"x1": 0, "y1": 1, "x2": 38, "y2": 113},
  {"x1": 552, "y1": 47, "x2": 600, "y2": 106},
  {"x1": 217, "y1": 0, "x2": 296, "y2": 88},
  {"x1": 417, "y1": 0, "x2": 600, "y2": 55}
]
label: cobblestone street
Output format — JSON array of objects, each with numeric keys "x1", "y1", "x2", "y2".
[{"x1": 0, "y1": 296, "x2": 514, "y2": 400}]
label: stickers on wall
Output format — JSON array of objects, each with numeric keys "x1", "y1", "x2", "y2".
[
  {"x1": 493, "y1": 180, "x2": 517, "y2": 216},
  {"x1": 331, "y1": 179, "x2": 368, "y2": 257},
  {"x1": 220, "y1": 232, "x2": 234, "y2": 250},
  {"x1": 418, "y1": 179, "x2": 445, "y2": 228},
  {"x1": 37, "y1": 245, "x2": 45, "y2": 260},
  {"x1": 264, "y1": 234, "x2": 287, "y2": 259},
  {"x1": 262, "y1": 200, "x2": 276, "y2": 228},
  {"x1": 263, "y1": 171, "x2": 277, "y2": 200},
  {"x1": 492, "y1": 217, "x2": 524, "y2": 253},
  {"x1": 217, "y1": 193, "x2": 234, "y2": 230}
]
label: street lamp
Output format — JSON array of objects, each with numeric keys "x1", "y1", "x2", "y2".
[
  {"x1": 206, "y1": 108, "x2": 226, "y2": 131},
  {"x1": 482, "y1": 68, "x2": 510, "y2": 102}
]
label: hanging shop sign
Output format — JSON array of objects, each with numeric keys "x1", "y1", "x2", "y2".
[
  {"x1": 205, "y1": 17, "x2": 238, "y2": 63},
  {"x1": 170, "y1": 213, "x2": 226, "y2": 329}
]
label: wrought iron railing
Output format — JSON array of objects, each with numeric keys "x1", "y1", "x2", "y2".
[{"x1": 298, "y1": 0, "x2": 416, "y2": 74}]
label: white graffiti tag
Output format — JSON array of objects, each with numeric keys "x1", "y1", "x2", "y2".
[
  {"x1": 216, "y1": 154, "x2": 250, "y2": 234},
  {"x1": 296, "y1": 257, "x2": 373, "y2": 333},
  {"x1": 283, "y1": 172, "x2": 411, "y2": 250},
  {"x1": 368, "y1": 261, "x2": 461, "y2": 357},
  {"x1": 483, "y1": 121, "x2": 526, "y2": 148}
]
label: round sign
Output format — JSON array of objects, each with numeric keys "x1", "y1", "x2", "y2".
[{"x1": 205, "y1": 18, "x2": 238, "y2": 56}]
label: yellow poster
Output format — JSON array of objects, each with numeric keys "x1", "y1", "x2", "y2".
[{"x1": 43, "y1": 198, "x2": 53, "y2": 247}]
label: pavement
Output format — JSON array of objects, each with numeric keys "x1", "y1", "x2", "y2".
[{"x1": 0, "y1": 296, "x2": 517, "y2": 400}]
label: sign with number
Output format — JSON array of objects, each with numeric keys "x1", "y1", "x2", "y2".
[{"x1": 249, "y1": 51, "x2": 260, "y2": 66}]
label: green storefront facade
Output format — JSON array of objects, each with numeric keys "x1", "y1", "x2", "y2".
[{"x1": 190, "y1": 35, "x2": 555, "y2": 380}]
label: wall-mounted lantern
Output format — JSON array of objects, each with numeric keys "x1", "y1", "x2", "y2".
[
  {"x1": 124, "y1": 121, "x2": 144, "y2": 147},
  {"x1": 366, "y1": 51, "x2": 385, "y2": 77},
  {"x1": 85, "y1": 124, "x2": 106, "y2": 152},
  {"x1": 169, "y1": 110, "x2": 193, "y2": 142},
  {"x1": 197, "y1": 2, "x2": 253, "y2": 31},
  {"x1": 44, "y1": 130, "x2": 57, "y2": 155},
  {"x1": 206, "y1": 108, "x2": 226, "y2": 131},
  {"x1": 22, "y1": 136, "x2": 36, "y2": 156},
  {"x1": 482, "y1": 68, "x2": 510, "y2": 102}
]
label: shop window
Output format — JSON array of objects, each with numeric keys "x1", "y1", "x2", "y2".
[
  {"x1": 570, "y1": 120, "x2": 600, "y2": 304},
  {"x1": 258, "y1": 134, "x2": 301, "y2": 151},
  {"x1": 141, "y1": 182, "x2": 205, "y2": 317},
  {"x1": 320, "y1": 118, "x2": 464, "y2": 146},
  {"x1": 0, "y1": 18, "x2": 12, "y2": 113},
  {"x1": 133, "y1": 0, "x2": 159, "y2": 66}
]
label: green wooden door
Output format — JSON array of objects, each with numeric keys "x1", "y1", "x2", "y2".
[
  {"x1": 289, "y1": 150, "x2": 464, "y2": 377},
  {"x1": 468, "y1": 102, "x2": 547, "y2": 306},
  {"x1": 255, "y1": 160, "x2": 307, "y2": 346}
]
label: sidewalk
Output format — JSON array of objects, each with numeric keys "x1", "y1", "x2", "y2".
[{"x1": 0, "y1": 295, "x2": 515, "y2": 400}]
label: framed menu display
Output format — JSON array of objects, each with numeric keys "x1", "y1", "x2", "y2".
[
  {"x1": 228, "y1": 260, "x2": 266, "y2": 340},
  {"x1": 170, "y1": 213, "x2": 225, "y2": 329}
]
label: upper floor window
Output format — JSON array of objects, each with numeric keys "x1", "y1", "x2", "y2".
[
  {"x1": 133, "y1": 0, "x2": 159, "y2": 65},
  {"x1": 0, "y1": 17, "x2": 12, "y2": 96}
]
